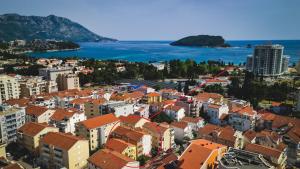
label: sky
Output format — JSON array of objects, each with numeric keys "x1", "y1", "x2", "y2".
[{"x1": 1, "y1": 0, "x2": 300, "y2": 40}]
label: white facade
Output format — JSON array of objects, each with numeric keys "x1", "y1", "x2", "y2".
[
  {"x1": 113, "y1": 103, "x2": 134, "y2": 117},
  {"x1": 141, "y1": 134, "x2": 152, "y2": 155},
  {"x1": 0, "y1": 105, "x2": 26, "y2": 143},
  {"x1": 0, "y1": 75, "x2": 20, "y2": 104},
  {"x1": 172, "y1": 125, "x2": 193, "y2": 141},
  {"x1": 50, "y1": 112, "x2": 86, "y2": 134},
  {"x1": 206, "y1": 104, "x2": 229, "y2": 125},
  {"x1": 228, "y1": 114, "x2": 255, "y2": 131},
  {"x1": 165, "y1": 108, "x2": 186, "y2": 121},
  {"x1": 26, "y1": 109, "x2": 55, "y2": 124}
]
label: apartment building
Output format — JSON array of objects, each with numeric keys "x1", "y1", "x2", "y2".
[
  {"x1": 0, "y1": 105, "x2": 26, "y2": 143},
  {"x1": 0, "y1": 74, "x2": 20, "y2": 104},
  {"x1": 205, "y1": 104, "x2": 229, "y2": 125},
  {"x1": 40, "y1": 132, "x2": 89, "y2": 169},
  {"x1": 88, "y1": 148, "x2": 139, "y2": 169},
  {"x1": 75, "y1": 113, "x2": 120, "y2": 151},
  {"x1": 111, "y1": 126, "x2": 152, "y2": 157},
  {"x1": 170, "y1": 121, "x2": 193, "y2": 141},
  {"x1": 49, "y1": 109, "x2": 86, "y2": 134},
  {"x1": 246, "y1": 44, "x2": 289, "y2": 76},
  {"x1": 106, "y1": 138, "x2": 137, "y2": 160},
  {"x1": 18, "y1": 76, "x2": 51, "y2": 97},
  {"x1": 25, "y1": 105, "x2": 55, "y2": 123},
  {"x1": 143, "y1": 122, "x2": 175, "y2": 151},
  {"x1": 17, "y1": 122, "x2": 59, "y2": 155},
  {"x1": 84, "y1": 98, "x2": 107, "y2": 118},
  {"x1": 228, "y1": 105, "x2": 258, "y2": 131},
  {"x1": 178, "y1": 139, "x2": 227, "y2": 169},
  {"x1": 165, "y1": 105, "x2": 186, "y2": 121},
  {"x1": 38, "y1": 67, "x2": 80, "y2": 91}
]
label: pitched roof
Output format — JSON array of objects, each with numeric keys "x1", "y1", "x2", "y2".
[
  {"x1": 208, "y1": 104, "x2": 222, "y2": 109},
  {"x1": 218, "y1": 126, "x2": 236, "y2": 143},
  {"x1": 88, "y1": 149, "x2": 135, "y2": 169},
  {"x1": 195, "y1": 92, "x2": 223, "y2": 102},
  {"x1": 70, "y1": 98, "x2": 92, "y2": 105},
  {"x1": 143, "y1": 122, "x2": 168, "y2": 134},
  {"x1": 147, "y1": 92, "x2": 161, "y2": 97},
  {"x1": 245, "y1": 143, "x2": 282, "y2": 159},
  {"x1": 18, "y1": 122, "x2": 55, "y2": 137},
  {"x1": 79, "y1": 113, "x2": 119, "y2": 129},
  {"x1": 243, "y1": 130, "x2": 257, "y2": 141},
  {"x1": 113, "y1": 126, "x2": 145, "y2": 142},
  {"x1": 286, "y1": 127, "x2": 300, "y2": 143},
  {"x1": 166, "y1": 105, "x2": 183, "y2": 112},
  {"x1": 3, "y1": 163, "x2": 24, "y2": 169},
  {"x1": 25, "y1": 105, "x2": 48, "y2": 116},
  {"x1": 178, "y1": 139, "x2": 226, "y2": 169},
  {"x1": 171, "y1": 121, "x2": 188, "y2": 129},
  {"x1": 181, "y1": 117, "x2": 203, "y2": 123},
  {"x1": 41, "y1": 132, "x2": 84, "y2": 150},
  {"x1": 5, "y1": 98, "x2": 30, "y2": 107},
  {"x1": 50, "y1": 109, "x2": 77, "y2": 121},
  {"x1": 119, "y1": 115, "x2": 148, "y2": 125},
  {"x1": 106, "y1": 138, "x2": 134, "y2": 153},
  {"x1": 198, "y1": 124, "x2": 220, "y2": 136}
]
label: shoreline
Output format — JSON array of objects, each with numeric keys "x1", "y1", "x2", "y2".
[{"x1": 16, "y1": 47, "x2": 80, "y2": 55}]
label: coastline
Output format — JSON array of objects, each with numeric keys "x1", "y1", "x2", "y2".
[{"x1": 16, "y1": 47, "x2": 80, "y2": 55}]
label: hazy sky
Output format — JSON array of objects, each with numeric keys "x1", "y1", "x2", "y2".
[{"x1": 1, "y1": 0, "x2": 300, "y2": 40}]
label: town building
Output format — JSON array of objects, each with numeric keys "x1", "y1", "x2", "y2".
[
  {"x1": 38, "y1": 67, "x2": 80, "y2": 91},
  {"x1": 84, "y1": 98, "x2": 107, "y2": 118},
  {"x1": 0, "y1": 105, "x2": 26, "y2": 143},
  {"x1": 143, "y1": 92, "x2": 162, "y2": 104},
  {"x1": 219, "y1": 148, "x2": 274, "y2": 169},
  {"x1": 106, "y1": 138, "x2": 137, "y2": 160},
  {"x1": 246, "y1": 44, "x2": 289, "y2": 76},
  {"x1": 205, "y1": 104, "x2": 229, "y2": 125},
  {"x1": 181, "y1": 116, "x2": 205, "y2": 131},
  {"x1": 170, "y1": 121, "x2": 193, "y2": 141},
  {"x1": 111, "y1": 126, "x2": 152, "y2": 157},
  {"x1": 165, "y1": 105, "x2": 185, "y2": 121},
  {"x1": 40, "y1": 132, "x2": 89, "y2": 169},
  {"x1": 17, "y1": 122, "x2": 59, "y2": 155},
  {"x1": 119, "y1": 115, "x2": 149, "y2": 129},
  {"x1": 245, "y1": 143, "x2": 287, "y2": 168},
  {"x1": 0, "y1": 74, "x2": 20, "y2": 104},
  {"x1": 49, "y1": 109, "x2": 86, "y2": 134},
  {"x1": 228, "y1": 105, "x2": 258, "y2": 131},
  {"x1": 143, "y1": 122, "x2": 175, "y2": 151},
  {"x1": 178, "y1": 139, "x2": 227, "y2": 169},
  {"x1": 25, "y1": 105, "x2": 55, "y2": 123},
  {"x1": 87, "y1": 148, "x2": 139, "y2": 169},
  {"x1": 76, "y1": 113, "x2": 120, "y2": 151}
]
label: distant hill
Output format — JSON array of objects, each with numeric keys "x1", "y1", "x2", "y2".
[
  {"x1": 170, "y1": 35, "x2": 230, "y2": 47},
  {"x1": 0, "y1": 13, "x2": 116, "y2": 42}
]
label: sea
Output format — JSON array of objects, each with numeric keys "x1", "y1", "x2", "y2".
[{"x1": 28, "y1": 40, "x2": 300, "y2": 64}]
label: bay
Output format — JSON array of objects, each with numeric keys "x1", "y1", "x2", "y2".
[{"x1": 28, "y1": 40, "x2": 300, "y2": 64}]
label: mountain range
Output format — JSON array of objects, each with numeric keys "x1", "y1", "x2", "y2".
[{"x1": 0, "y1": 13, "x2": 116, "y2": 42}]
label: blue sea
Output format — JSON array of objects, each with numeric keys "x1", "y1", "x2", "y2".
[{"x1": 28, "y1": 40, "x2": 300, "y2": 64}]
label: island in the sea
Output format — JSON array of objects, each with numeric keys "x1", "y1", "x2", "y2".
[{"x1": 170, "y1": 35, "x2": 230, "y2": 47}]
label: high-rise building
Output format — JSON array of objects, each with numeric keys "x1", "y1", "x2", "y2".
[
  {"x1": 0, "y1": 74, "x2": 20, "y2": 104},
  {"x1": 246, "y1": 44, "x2": 289, "y2": 76},
  {"x1": 0, "y1": 105, "x2": 26, "y2": 143}
]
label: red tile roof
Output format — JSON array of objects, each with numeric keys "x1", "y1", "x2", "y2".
[
  {"x1": 79, "y1": 113, "x2": 119, "y2": 129},
  {"x1": 5, "y1": 98, "x2": 30, "y2": 107},
  {"x1": 50, "y1": 109, "x2": 77, "y2": 121},
  {"x1": 25, "y1": 105, "x2": 48, "y2": 116},
  {"x1": 119, "y1": 115, "x2": 148, "y2": 125},
  {"x1": 195, "y1": 92, "x2": 223, "y2": 102},
  {"x1": 106, "y1": 138, "x2": 133, "y2": 153},
  {"x1": 181, "y1": 117, "x2": 203, "y2": 123},
  {"x1": 243, "y1": 130, "x2": 257, "y2": 141},
  {"x1": 18, "y1": 122, "x2": 55, "y2": 137},
  {"x1": 88, "y1": 149, "x2": 135, "y2": 169},
  {"x1": 245, "y1": 143, "x2": 282, "y2": 159},
  {"x1": 171, "y1": 121, "x2": 188, "y2": 129},
  {"x1": 113, "y1": 126, "x2": 145, "y2": 143},
  {"x1": 70, "y1": 98, "x2": 92, "y2": 105},
  {"x1": 179, "y1": 139, "x2": 226, "y2": 169},
  {"x1": 143, "y1": 122, "x2": 168, "y2": 134},
  {"x1": 41, "y1": 132, "x2": 85, "y2": 150},
  {"x1": 147, "y1": 92, "x2": 161, "y2": 97}
]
